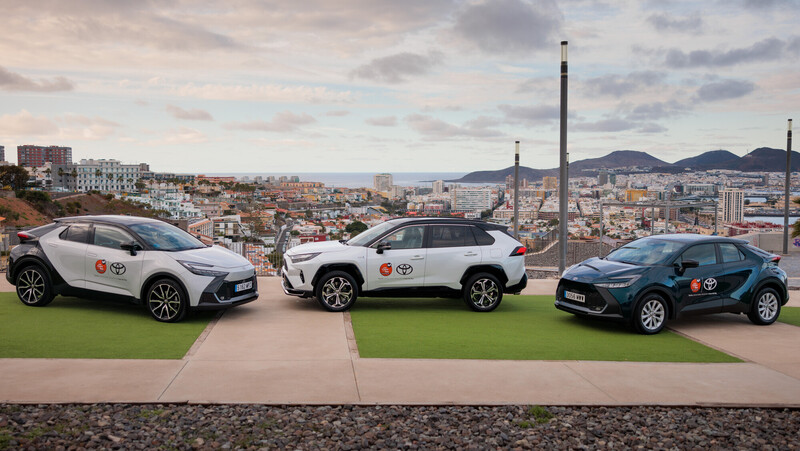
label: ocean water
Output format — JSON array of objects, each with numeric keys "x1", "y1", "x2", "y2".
[{"x1": 205, "y1": 172, "x2": 470, "y2": 188}]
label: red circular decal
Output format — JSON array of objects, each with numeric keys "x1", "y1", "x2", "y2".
[
  {"x1": 379, "y1": 263, "x2": 392, "y2": 276},
  {"x1": 95, "y1": 260, "x2": 107, "y2": 274},
  {"x1": 690, "y1": 279, "x2": 701, "y2": 293}
]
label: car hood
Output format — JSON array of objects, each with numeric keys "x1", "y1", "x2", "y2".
[
  {"x1": 286, "y1": 240, "x2": 349, "y2": 255},
  {"x1": 170, "y1": 245, "x2": 253, "y2": 269},
  {"x1": 562, "y1": 257, "x2": 646, "y2": 282}
]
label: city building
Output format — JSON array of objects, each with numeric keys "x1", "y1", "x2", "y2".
[
  {"x1": 17, "y1": 145, "x2": 72, "y2": 167},
  {"x1": 625, "y1": 189, "x2": 648, "y2": 202},
  {"x1": 373, "y1": 173, "x2": 393, "y2": 192},
  {"x1": 432, "y1": 179, "x2": 444, "y2": 195},
  {"x1": 598, "y1": 169, "x2": 608, "y2": 186},
  {"x1": 0, "y1": 145, "x2": 4, "y2": 162},
  {"x1": 543, "y1": 176, "x2": 557, "y2": 190},
  {"x1": 720, "y1": 188, "x2": 744, "y2": 223},
  {"x1": 50, "y1": 159, "x2": 143, "y2": 192},
  {"x1": 451, "y1": 187, "x2": 494, "y2": 212}
]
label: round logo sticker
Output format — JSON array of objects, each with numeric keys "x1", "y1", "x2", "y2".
[
  {"x1": 703, "y1": 278, "x2": 717, "y2": 291},
  {"x1": 397, "y1": 264, "x2": 413, "y2": 275},
  {"x1": 110, "y1": 262, "x2": 126, "y2": 275},
  {"x1": 690, "y1": 279, "x2": 701, "y2": 293},
  {"x1": 379, "y1": 263, "x2": 393, "y2": 276},
  {"x1": 95, "y1": 260, "x2": 107, "y2": 274}
]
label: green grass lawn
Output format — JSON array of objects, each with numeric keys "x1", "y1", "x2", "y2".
[
  {"x1": 0, "y1": 292, "x2": 215, "y2": 359},
  {"x1": 779, "y1": 306, "x2": 800, "y2": 327},
  {"x1": 350, "y1": 295, "x2": 740, "y2": 362}
]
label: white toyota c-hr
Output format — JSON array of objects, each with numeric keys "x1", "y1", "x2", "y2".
[
  {"x1": 7, "y1": 215, "x2": 258, "y2": 322},
  {"x1": 281, "y1": 218, "x2": 528, "y2": 312}
]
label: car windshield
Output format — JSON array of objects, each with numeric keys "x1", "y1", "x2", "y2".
[
  {"x1": 346, "y1": 221, "x2": 396, "y2": 247},
  {"x1": 606, "y1": 238, "x2": 684, "y2": 265},
  {"x1": 129, "y1": 222, "x2": 205, "y2": 251}
]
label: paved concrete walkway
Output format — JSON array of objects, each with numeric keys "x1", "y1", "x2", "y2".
[{"x1": 2, "y1": 277, "x2": 800, "y2": 406}]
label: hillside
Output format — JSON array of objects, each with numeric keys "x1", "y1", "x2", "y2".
[
  {"x1": 1, "y1": 193, "x2": 161, "y2": 229},
  {"x1": 721, "y1": 147, "x2": 800, "y2": 172}
]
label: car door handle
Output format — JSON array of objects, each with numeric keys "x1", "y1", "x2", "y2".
[
  {"x1": 88, "y1": 252, "x2": 97, "y2": 257},
  {"x1": 464, "y1": 252, "x2": 478, "y2": 257},
  {"x1": 411, "y1": 256, "x2": 424, "y2": 260}
]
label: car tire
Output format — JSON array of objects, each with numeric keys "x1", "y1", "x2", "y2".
[
  {"x1": 146, "y1": 278, "x2": 188, "y2": 323},
  {"x1": 747, "y1": 287, "x2": 781, "y2": 325},
  {"x1": 315, "y1": 271, "x2": 358, "y2": 312},
  {"x1": 15, "y1": 264, "x2": 55, "y2": 307},
  {"x1": 632, "y1": 293, "x2": 667, "y2": 335},
  {"x1": 463, "y1": 273, "x2": 503, "y2": 312}
]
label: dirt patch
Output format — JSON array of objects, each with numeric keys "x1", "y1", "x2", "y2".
[{"x1": 0, "y1": 197, "x2": 50, "y2": 228}]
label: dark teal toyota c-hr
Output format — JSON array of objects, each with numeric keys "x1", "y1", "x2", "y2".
[{"x1": 555, "y1": 234, "x2": 788, "y2": 334}]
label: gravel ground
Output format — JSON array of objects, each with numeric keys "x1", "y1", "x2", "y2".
[{"x1": 2, "y1": 404, "x2": 799, "y2": 450}]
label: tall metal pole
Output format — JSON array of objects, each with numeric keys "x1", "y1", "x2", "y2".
[
  {"x1": 714, "y1": 200, "x2": 718, "y2": 235},
  {"x1": 599, "y1": 201, "x2": 604, "y2": 257},
  {"x1": 559, "y1": 41, "x2": 569, "y2": 275},
  {"x1": 784, "y1": 119, "x2": 793, "y2": 254},
  {"x1": 513, "y1": 141, "x2": 520, "y2": 239}
]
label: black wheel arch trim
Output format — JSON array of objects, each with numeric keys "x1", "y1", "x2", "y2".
[
  {"x1": 311, "y1": 263, "x2": 365, "y2": 288},
  {"x1": 752, "y1": 277, "x2": 788, "y2": 305},
  {"x1": 633, "y1": 286, "x2": 676, "y2": 320},
  {"x1": 9, "y1": 254, "x2": 65, "y2": 288},
  {"x1": 140, "y1": 272, "x2": 190, "y2": 302},
  {"x1": 459, "y1": 264, "x2": 509, "y2": 287}
]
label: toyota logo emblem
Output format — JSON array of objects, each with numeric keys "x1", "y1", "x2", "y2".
[
  {"x1": 703, "y1": 278, "x2": 717, "y2": 291},
  {"x1": 110, "y1": 262, "x2": 127, "y2": 275},
  {"x1": 396, "y1": 264, "x2": 413, "y2": 275}
]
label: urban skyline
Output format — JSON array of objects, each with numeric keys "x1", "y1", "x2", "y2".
[{"x1": 0, "y1": 1, "x2": 797, "y2": 173}]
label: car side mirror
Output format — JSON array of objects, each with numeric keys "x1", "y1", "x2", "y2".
[
  {"x1": 120, "y1": 241, "x2": 143, "y2": 256},
  {"x1": 376, "y1": 241, "x2": 391, "y2": 254},
  {"x1": 675, "y1": 259, "x2": 698, "y2": 275}
]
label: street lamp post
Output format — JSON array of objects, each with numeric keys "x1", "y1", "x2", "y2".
[
  {"x1": 559, "y1": 41, "x2": 569, "y2": 275},
  {"x1": 513, "y1": 141, "x2": 520, "y2": 239},
  {"x1": 785, "y1": 119, "x2": 793, "y2": 255}
]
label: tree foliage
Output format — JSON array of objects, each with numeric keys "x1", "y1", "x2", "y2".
[
  {"x1": 345, "y1": 220, "x2": 368, "y2": 236},
  {"x1": 0, "y1": 165, "x2": 30, "y2": 190}
]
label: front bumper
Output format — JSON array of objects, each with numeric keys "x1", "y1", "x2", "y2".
[
  {"x1": 554, "y1": 278, "x2": 625, "y2": 321},
  {"x1": 196, "y1": 275, "x2": 259, "y2": 310},
  {"x1": 281, "y1": 270, "x2": 313, "y2": 298}
]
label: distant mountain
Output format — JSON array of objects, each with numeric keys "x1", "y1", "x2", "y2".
[
  {"x1": 450, "y1": 147, "x2": 795, "y2": 183},
  {"x1": 673, "y1": 150, "x2": 740, "y2": 170},
  {"x1": 722, "y1": 147, "x2": 800, "y2": 172},
  {"x1": 570, "y1": 150, "x2": 670, "y2": 174}
]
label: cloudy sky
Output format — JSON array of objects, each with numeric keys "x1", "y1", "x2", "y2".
[{"x1": 1, "y1": 0, "x2": 797, "y2": 174}]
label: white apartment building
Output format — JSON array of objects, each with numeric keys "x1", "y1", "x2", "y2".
[
  {"x1": 451, "y1": 188, "x2": 494, "y2": 212},
  {"x1": 51, "y1": 159, "x2": 144, "y2": 192},
  {"x1": 432, "y1": 179, "x2": 444, "y2": 195},
  {"x1": 720, "y1": 188, "x2": 744, "y2": 223},
  {"x1": 373, "y1": 173, "x2": 393, "y2": 192}
]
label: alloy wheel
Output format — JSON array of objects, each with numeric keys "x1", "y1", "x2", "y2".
[
  {"x1": 148, "y1": 282, "x2": 183, "y2": 321},
  {"x1": 17, "y1": 268, "x2": 45, "y2": 305},
  {"x1": 757, "y1": 292, "x2": 779, "y2": 321},
  {"x1": 470, "y1": 278, "x2": 499, "y2": 308},
  {"x1": 640, "y1": 299, "x2": 665, "y2": 332},
  {"x1": 321, "y1": 277, "x2": 353, "y2": 308}
]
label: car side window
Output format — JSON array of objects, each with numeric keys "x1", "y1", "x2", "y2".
[
  {"x1": 471, "y1": 226, "x2": 495, "y2": 246},
  {"x1": 380, "y1": 225, "x2": 425, "y2": 249},
  {"x1": 680, "y1": 243, "x2": 717, "y2": 266},
  {"x1": 59, "y1": 224, "x2": 90, "y2": 243},
  {"x1": 430, "y1": 225, "x2": 477, "y2": 248},
  {"x1": 719, "y1": 243, "x2": 745, "y2": 263},
  {"x1": 93, "y1": 225, "x2": 135, "y2": 250}
]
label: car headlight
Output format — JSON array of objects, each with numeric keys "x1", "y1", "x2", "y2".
[
  {"x1": 595, "y1": 275, "x2": 641, "y2": 289},
  {"x1": 178, "y1": 260, "x2": 229, "y2": 277},
  {"x1": 288, "y1": 252, "x2": 321, "y2": 263}
]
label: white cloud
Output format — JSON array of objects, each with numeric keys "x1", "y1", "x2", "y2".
[{"x1": 175, "y1": 83, "x2": 354, "y2": 104}]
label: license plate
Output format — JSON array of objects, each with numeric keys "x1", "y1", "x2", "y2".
[
  {"x1": 564, "y1": 290, "x2": 585, "y2": 303},
  {"x1": 235, "y1": 281, "x2": 253, "y2": 293}
]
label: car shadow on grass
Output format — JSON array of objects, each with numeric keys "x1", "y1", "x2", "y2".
[{"x1": 44, "y1": 295, "x2": 217, "y2": 324}]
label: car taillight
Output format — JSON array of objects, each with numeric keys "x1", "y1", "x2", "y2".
[
  {"x1": 771, "y1": 256, "x2": 781, "y2": 265},
  {"x1": 17, "y1": 232, "x2": 33, "y2": 243},
  {"x1": 509, "y1": 246, "x2": 526, "y2": 257}
]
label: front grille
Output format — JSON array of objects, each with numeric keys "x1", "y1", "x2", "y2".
[
  {"x1": 558, "y1": 280, "x2": 607, "y2": 312},
  {"x1": 216, "y1": 276, "x2": 257, "y2": 301}
]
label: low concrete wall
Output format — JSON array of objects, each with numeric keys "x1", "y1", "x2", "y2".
[{"x1": 736, "y1": 232, "x2": 800, "y2": 254}]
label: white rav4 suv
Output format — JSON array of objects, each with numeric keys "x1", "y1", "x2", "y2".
[
  {"x1": 7, "y1": 215, "x2": 258, "y2": 322},
  {"x1": 281, "y1": 218, "x2": 528, "y2": 312}
]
